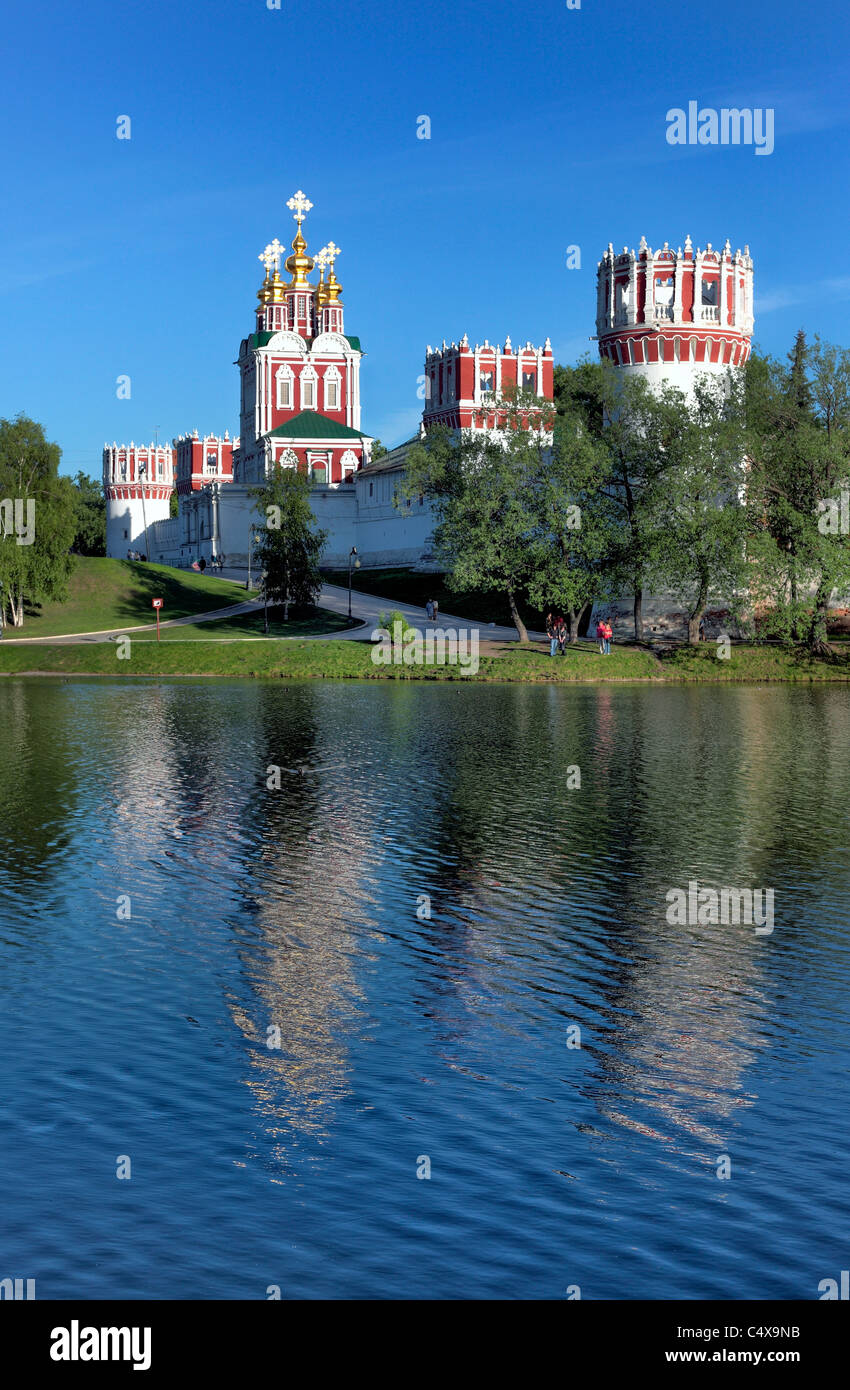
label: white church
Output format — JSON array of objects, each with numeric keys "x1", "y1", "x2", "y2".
[{"x1": 103, "y1": 191, "x2": 754, "y2": 579}]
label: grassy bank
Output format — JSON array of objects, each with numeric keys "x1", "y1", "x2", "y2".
[
  {"x1": 3, "y1": 638, "x2": 850, "y2": 682},
  {"x1": 15, "y1": 557, "x2": 246, "y2": 637},
  {"x1": 135, "y1": 606, "x2": 356, "y2": 640}
]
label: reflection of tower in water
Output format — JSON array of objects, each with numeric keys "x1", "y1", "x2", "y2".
[{"x1": 227, "y1": 753, "x2": 377, "y2": 1162}]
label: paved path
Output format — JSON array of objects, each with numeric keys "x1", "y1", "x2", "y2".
[
  {"x1": 314, "y1": 584, "x2": 542, "y2": 643},
  {"x1": 0, "y1": 578, "x2": 544, "y2": 646},
  {"x1": 0, "y1": 594, "x2": 263, "y2": 645}
]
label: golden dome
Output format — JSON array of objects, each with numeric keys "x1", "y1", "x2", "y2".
[
  {"x1": 323, "y1": 241, "x2": 342, "y2": 303},
  {"x1": 325, "y1": 268, "x2": 343, "y2": 304},
  {"x1": 285, "y1": 228, "x2": 314, "y2": 288}
]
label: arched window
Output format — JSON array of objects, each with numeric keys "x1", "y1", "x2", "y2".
[
  {"x1": 323, "y1": 365, "x2": 341, "y2": 412},
  {"x1": 276, "y1": 365, "x2": 294, "y2": 410},
  {"x1": 340, "y1": 449, "x2": 358, "y2": 479},
  {"x1": 300, "y1": 366, "x2": 317, "y2": 410}
]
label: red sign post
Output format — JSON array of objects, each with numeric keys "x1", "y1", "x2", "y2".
[{"x1": 152, "y1": 597, "x2": 163, "y2": 642}]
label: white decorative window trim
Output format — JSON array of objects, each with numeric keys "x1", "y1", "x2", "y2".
[
  {"x1": 300, "y1": 365, "x2": 317, "y2": 410},
  {"x1": 276, "y1": 363, "x2": 294, "y2": 409},
  {"x1": 323, "y1": 364, "x2": 341, "y2": 411}
]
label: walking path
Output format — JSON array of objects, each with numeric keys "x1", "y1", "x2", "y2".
[{"x1": 1, "y1": 580, "x2": 545, "y2": 646}]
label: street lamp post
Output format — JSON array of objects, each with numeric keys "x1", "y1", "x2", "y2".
[
  {"x1": 138, "y1": 460, "x2": 149, "y2": 561},
  {"x1": 348, "y1": 546, "x2": 360, "y2": 620},
  {"x1": 256, "y1": 533, "x2": 269, "y2": 633}
]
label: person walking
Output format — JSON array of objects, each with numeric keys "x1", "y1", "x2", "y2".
[
  {"x1": 546, "y1": 610, "x2": 558, "y2": 657},
  {"x1": 431, "y1": 599, "x2": 438, "y2": 623},
  {"x1": 596, "y1": 617, "x2": 606, "y2": 654},
  {"x1": 426, "y1": 599, "x2": 433, "y2": 621},
  {"x1": 603, "y1": 619, "x2": 613, "y2": 655},
  {"x1": 555, "y1": 613, "x2": 568, "y2": 654}
]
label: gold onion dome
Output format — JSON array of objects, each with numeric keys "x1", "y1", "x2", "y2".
[
  {"x1": 314, "y1": 246, "x2": 330, "y2": 309},
  {"x1": 325, "y1": 268, "x2": 343, "y2": 303},
  {"x1": 285, "y1": 228, "x2": 314, "y2": 288},
  {"x1": 257, "y1": 238, "x2": 286, "y2": 303},
  {"x1": 324, "y1": 241, "x2": 343, "y2": 302}
]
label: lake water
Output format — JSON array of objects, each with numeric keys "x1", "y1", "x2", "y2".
[{"x1": 1, "y1": 677, "x2": 848, "y2": 1300}]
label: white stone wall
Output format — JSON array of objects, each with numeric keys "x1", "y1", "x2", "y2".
[
  {"x1": 353, "y1": 465, "x2": 436, "y2": 567},
  {"x1": 106, "y1": 495, "x2": 170, "y2": 559}
]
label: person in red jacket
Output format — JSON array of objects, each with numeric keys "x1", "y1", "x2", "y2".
[{"x1": 596, "y1": 618, "x2": 606, "y2": 654}]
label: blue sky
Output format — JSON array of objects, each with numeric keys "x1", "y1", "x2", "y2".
[{"x1": 2, "y1": 0, "x2": 848, "y2": 475}]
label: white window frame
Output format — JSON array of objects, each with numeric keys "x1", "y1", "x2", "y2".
[
  {"x1": 300, "y1": 366, "x2": 317, "y2": 410},
  {"x1": 324, "y1": 365, "x2": 341, "y2": 411},
  {"x1": 276, "y1": 365, "x2": 294, "y2": 410}
]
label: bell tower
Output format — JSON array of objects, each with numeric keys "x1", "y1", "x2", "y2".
[{"x1": 283, "y1": 189, "x2": 316, "y2": 338}]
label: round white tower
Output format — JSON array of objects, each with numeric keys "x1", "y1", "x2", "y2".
[
  {"x1": 103, "y1": 442, "x2": 174, "y2": 558},
  {"x1": 596, "y1": 235, "x2": 753, "y2": 399}
]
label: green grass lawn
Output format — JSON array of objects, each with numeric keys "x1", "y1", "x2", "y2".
[
  {"x1": 137, "y1": 606, "x2": 358, "y2": 641},
  {"x1": 16, "y1": 556, "x2": 247, "y2": 636},
  {"x1": 658, "y1": 642, "x2": 850, "y2": 681},
  {"x1": 4, "y1": 637, "x2": 850, "y2": 682}
]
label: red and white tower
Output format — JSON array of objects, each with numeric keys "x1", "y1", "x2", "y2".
[
  {"x1": 422, "y1": 334, "x2": 554, "y2": 432},
  {"x1": 103, "y1": 441, "x2": 174, "y2": 557},
  {"x1": 596, "y1": 236, "x2": 754, "y2": 397},
  {"x1": 173, "y1": 430, "x2": 236, "y2": 496},
  {"x1": 235, "y1": 191, "x2": 372, "y2": 487}
]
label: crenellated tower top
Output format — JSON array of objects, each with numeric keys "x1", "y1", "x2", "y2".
[{"x1": 596, "y1": 235, "x2": 754, "y2": 392}]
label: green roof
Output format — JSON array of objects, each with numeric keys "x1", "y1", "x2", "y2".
[
  {"x1": 266, "y1": 411, "x2": 368, "y2": 441},
  {"x1": 248, "y1": 331, "x2": 362, "y2": 352}
]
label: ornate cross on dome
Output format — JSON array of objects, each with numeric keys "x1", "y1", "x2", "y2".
[
  {"x1": 325, "y1": 241, "x2": 341, "y2": 268},
  {"x1": 258, "y1": 238, "x2": 285, "y2": 275},
  {"x1": 286, "y1": 190, "x2": 313, "y2": 226},
  {"x1": 315, "y1": 246, "x2": 330, "y2": 275}
]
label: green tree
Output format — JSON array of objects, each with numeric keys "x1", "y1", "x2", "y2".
[
  {"x1": 597, "y1": 371, "x2": 682, "y2": 642},
  {"x1": 251, "y1": 466, "x2": 328, "y2": 626},
  {"x1": 0, "y1": 415, "x2": 75, "y2": 629},
  {"x1": 403, "y1": 390, "x2": 554, "y2": 642},
  {"x1": 657, "y1": 377, "x2": 749, "y2": 645},
  {"x1": 745, "y1": 337, "x2": 850, "y2": 654},
  {"x1": 71, "y1": 471, "x2": 106, "y2": 555},
  {"x1": 525, "y1": 409, "x2": 616, "y2": 640},
  {"x1": 369, "y1": 439, "x2": 389, "y2": 463},
  {"x1": 553, "y1": 358, "x2": 607, "y2": 437}
]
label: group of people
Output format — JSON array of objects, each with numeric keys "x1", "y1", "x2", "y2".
[
  {"x1": 596, "y1": 618, "x2": 614, "y2": 655},
  {"x1": 189, "y1": 555, "x2": 227, "y2": 573},
  {"x1": 545, "y1": 611, "x2": 569, "y2": 656},
  {"x1": 424, "y1": 599, "x2": 440, "y2": 622},
  {"x1": 544, "y1": 610, "x2": 615, "y2": 656}
]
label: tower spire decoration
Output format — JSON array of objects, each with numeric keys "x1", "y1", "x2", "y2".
[
  {"x1": 315, "y1": 245, "x2": 330, "y2": 309},
  {"x1": 258, "y1": 238, "x2": 286, "y2": 303},
  {"x1": 324, "y1": 241, "x2": 342, "y2": 302},
  {"x1": 284, "y1": 189, "x2": 315, "y2": 287}
]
